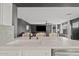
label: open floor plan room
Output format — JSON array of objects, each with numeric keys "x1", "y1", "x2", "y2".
[{"x1": 1, "y1": 3, "x2": 79, "y2": 56}]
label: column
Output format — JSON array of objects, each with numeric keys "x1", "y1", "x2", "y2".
[
  {"x1": 60, "y1": 24, "x2": 63, "y2": 34},
  {"x1": 67, "y1": 21, "x2": 71, "y2": 39},
  {"x1": 12, "y1": 4, "x2": 17, "y2": 38}
]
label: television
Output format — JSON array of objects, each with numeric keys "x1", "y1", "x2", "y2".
[{"x1": 36, "y1": 25, "x2": 46, "y2": 32}]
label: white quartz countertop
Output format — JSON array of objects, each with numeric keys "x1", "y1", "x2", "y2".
[{"x1": 2, "y1": 37, "x2": 79, "y2": 49}]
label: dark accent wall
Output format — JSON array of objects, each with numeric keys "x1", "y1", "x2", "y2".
[
  {"x1": 70, "y1": 17, "x2": 79, "y2": 40},
  {"x1": 17, "y1": 18, "x2": 31, "y2": 36},
  {"x1": 31, "y1": 24, "x2": 52, "y2": 33},
  {"x1": 31, "y1": 25, "x2": 36, "y2": 33}
]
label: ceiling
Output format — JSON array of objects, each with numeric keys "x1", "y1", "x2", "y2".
[
  {"x1": 17, "y1": 7, "x2": 79, "y2": 24},
  {"x1": 17, "y1": 3, "x2": 79, "y2": 24}
]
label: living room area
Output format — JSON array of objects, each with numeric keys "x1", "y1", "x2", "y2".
[{"x1": 1, "y1": 3, "x2": 79, "y2": 56}]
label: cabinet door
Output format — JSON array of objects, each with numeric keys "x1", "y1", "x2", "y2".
[
  {"x1": 22, "y1": 48, "x2": 51, "y2": 56},
  {"x1": 0, "y1": 48, "x2": 21, "y2": 56},
  {"x1": 0, "y1": 50, "x2": 21, "y2": 56},
  {"x1": 54, "y1": 49, "x2": 79, "y2": 56}
]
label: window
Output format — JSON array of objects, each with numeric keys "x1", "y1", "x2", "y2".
[
  {"x1": 72, "y1": 22, "x2": 79, "y2": 28},
  {"x1": 26, "y1": 25, "x2": 29, "y2": 30}
]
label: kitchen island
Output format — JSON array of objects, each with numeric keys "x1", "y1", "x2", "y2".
[{"x1": 1, "y1": 37, "x2": 79, "y2": 56}]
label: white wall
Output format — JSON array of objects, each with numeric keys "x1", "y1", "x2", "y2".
[
  {"x1": 0, "y1": 3, "x2": 18, "y2": 38},
  {"x1": 0, "y1": 3, "x2": 15, "y2": 45},
  {"x1": 0, "y1": 3, "x2": 13, "y2": 26},
  {"x1": 0, "y1": 4, "x2": 2, "y2": 24}
]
